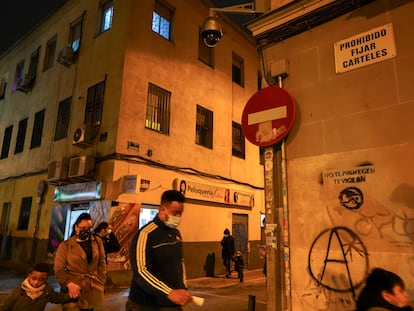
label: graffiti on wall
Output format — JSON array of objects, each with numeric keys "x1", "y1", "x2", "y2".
[{"x1": 300, "y1": 165, "x2": 414, "y2": 310}]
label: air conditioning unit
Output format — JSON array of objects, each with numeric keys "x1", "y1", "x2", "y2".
[
  {"x1": 68, "y1": 155, "x2": 95, "y2": 178},
  {"x1": 46, "y1": 157, "x2": 69, "y2": 181},
  {"x1": 57, "y1": 46, "x2": 74, "y2": 66},
  {"x1": 72, "y1": 126, "x2": 96, "y2": 147}
]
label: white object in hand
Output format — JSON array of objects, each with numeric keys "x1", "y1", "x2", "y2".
[{"x1": 192, "y1": 295, "x2": 205, "y2": 307}]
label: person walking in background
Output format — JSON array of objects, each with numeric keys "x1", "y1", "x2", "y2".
[
  {"x1": 1, "y1": 262, "x2": 77, "y2": 311},
  {"x1": 221, "y1": 228, "x2": 235, "y2": 278},
  {"x1": 54, "y1": 212, "x2": 106, "y2": 311},
  {"x1": 126, "y1": 190, "x2": 192, "y2": 311},
  {"x1": 356, "y1": 267, "x2": 412, "y2": 311},
  {"x1": 233, "y1": 251, "x2": 244, "y2": 282},
  {"x1": 94, "y1": 221, "x2": 121, "y2": 263}
]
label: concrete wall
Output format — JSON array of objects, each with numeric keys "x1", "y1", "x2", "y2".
[{"x1": 260, "y1": 0, "x2": 414, "y2": 309}]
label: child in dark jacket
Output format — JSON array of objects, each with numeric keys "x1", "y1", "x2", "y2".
[
  {"x1": 1, "y1": 262, "x2": 77, "y2": 311},
  {"x1": 233, "y1": 251, "x2": 244, "y2": 282}
]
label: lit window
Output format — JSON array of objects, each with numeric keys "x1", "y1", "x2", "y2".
[
  {"x1": 69, "y1": 16, "x2": 84, "y2": 53},
  {"x1": 196, "y1": 105, "x2": 213, "y2": 149},
  {"x1": 152, "y1": 0, "x2": 174, "y2": 40},
  {"x1": 99, "y1": 1, "x2": 114, "y2": 33},
  {"x1": 145, "y1": 83, "x2": 170, "y2": 134}
]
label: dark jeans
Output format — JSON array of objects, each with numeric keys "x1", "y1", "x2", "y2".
[
  {"x1": 223, "y1": 257, "x2": 231, "y2": 276},
  {"x1": 126, "y1": 298, "x2": 183, "y2": 311}
]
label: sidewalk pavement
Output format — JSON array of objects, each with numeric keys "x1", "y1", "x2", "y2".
[{"x1": 0, "y1": 261, "x2": 265, "y2": 310}]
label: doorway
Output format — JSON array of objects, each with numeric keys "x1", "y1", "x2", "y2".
[
  {"x1": 232, "y1": 213, "x2": 248, "y2": 265},
  {"x1": 0, "y1": 202, "x2": 11, "y2": 259}
]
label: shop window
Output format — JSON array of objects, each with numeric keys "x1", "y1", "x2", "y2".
[
  {"x1": 17, "y1": 197, "x2": 32, "y2": 231},
  {"x1": 99, "y1": 0, "x2": 114, "y2": 33},
  {"x1": 152, "y1": 0, "x2": 174, "y2": 40},
  {"x1": 198, "y1": 27, "x2": 214, "y2": 67},
  {"x1": 30, "y1": 109, "x2": 45, "y2": 149},
  {"x1": 85, "y1": 79, "x2": 105, "y2": 127},
  {"x1": 232, "y1": 52, "x2": 244, "y2": 87},
  {"x1": 145, "y1": 83, "x2": 171, "y2": 134},
  {"x1": 43, "y1": 35, "x2": 57, "y2": 71},
  {"x1": 55, "y1": 97, "x2": 72, "y2": 140},
  {"x1": 15, "y1": 118, "x2": 28, "y2": 154},
  {"x1": 196, "y1": 105, "x2": 213, "y2": 149},
  {"x1": 0, "y1": 126, "x2": 13, "y2": 159},
  {"x1": 232, "y1": 121, "x2": 245, "y2": 159}
]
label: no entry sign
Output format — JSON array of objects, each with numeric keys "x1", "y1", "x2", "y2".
[{"x1": 241, "y1": 86, "x2": 296, "y2": 147}]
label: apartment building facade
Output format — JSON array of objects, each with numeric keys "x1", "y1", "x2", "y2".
[{"x1": 0, "y1": 0, "x2": 265, "y2": 279}]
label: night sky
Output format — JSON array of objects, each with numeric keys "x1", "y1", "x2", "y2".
[
  {"x1": 0, "y1": 0, "x2": 66, "y2": 55},
  {"x1": 0, "y1": 0, "x2": 253, "y2": 56}
]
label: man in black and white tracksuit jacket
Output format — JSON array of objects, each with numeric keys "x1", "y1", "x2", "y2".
[{"x1": 126, "y1": 190, "x2": 192, "y2": 311}]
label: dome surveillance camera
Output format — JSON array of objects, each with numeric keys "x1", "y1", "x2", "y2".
[{"x1": 201, "y1": 16, "x2": 223, "y2": 47}]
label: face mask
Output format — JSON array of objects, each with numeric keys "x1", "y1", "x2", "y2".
[
  {"x1": 165, "y1": 214, "x2": 181, "y2": 229},
  {"x1": 78, "y1": 228, "x2": 92, "y2": 241}
]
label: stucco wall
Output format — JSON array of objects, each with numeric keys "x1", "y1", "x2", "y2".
[{"x1": 260, "y1": 0, "x2": 414, "y2": 310}]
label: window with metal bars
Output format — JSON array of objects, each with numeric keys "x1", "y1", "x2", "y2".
[
  {"x1": 145, "y1": 83, "x2": 171, "y2": 134},
  {"x1": 196, "y1": 105, "x2": 213, "y2": 149},
  {"x1": 85, "y1": 79, "x2": 105, "y2": 127},
  {"x1": 232, "y1": 121, "x2": 245, "y2": 159}
]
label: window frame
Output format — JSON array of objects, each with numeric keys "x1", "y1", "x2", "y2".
[
  {"x1": 17, "y1": 197, "x2": 32, "y2": 231},
  {"x1": 232, "y1": 52, "x2": 245, "y2": 87},
  {"x1": 1, "y1": 125, "x2": 13, "y2": 159},
  {"x1": 43, "y1": 35, "x2": 57, "y2": 71},
  {"x1": 84, "y1": 79, "x2": 106, "y2": 127},
  {"x1": 232, "y1": 121, "x2": 245, "y2": 159},
  {"x1": 198, "y1": 27, "x2": 214, "y2": 67},
  {"x1": 30, "y1": 109, "x2": 45, "y2": 149},
  {"x1": 98, "y1": 0, "x2": 114, "y2": 33},
  {"x1": 145, "y1": 83, "x2": 171, "y2": 135},
  {"x1": 15, "y1": 118, "x2": 28, "y2": 154},
  {"x1": 54, "y1": 97, "x2": 72, "y2": 141},
  {"x1": 195, "y1": 105, "x2": 213, "y2": 149},
  {"x1": 152, "y1": 0, "x2": 174, "y2": 41}
]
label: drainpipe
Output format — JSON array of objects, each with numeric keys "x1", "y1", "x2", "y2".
[
  {"x1": 278, "y1": 75, "x2": 292, "y2": 311},
  {"x1": 31, "y1": 180, "x2": 46, "y2": 263}
]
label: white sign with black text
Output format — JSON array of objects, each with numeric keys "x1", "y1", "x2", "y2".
[{"x1": 334, "y1": 23, "x2": 396, "y2": 74}]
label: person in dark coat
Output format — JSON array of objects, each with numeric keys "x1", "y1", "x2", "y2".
[
  {"x1": 221, "y1": 228, "x2": 235, "y2": 278},
  {"x1": 1, "y1": 262, "x2": 77, "y2": 311},
  {"x1": 356, "y1": 267, "x2": 412, "y2": 311},
  {"x1": 94, "y1": 221, "x2": 121, "y2": 263},
  {"x1": 233, "y1": 251, "x2": 244, "y2": 282}
]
